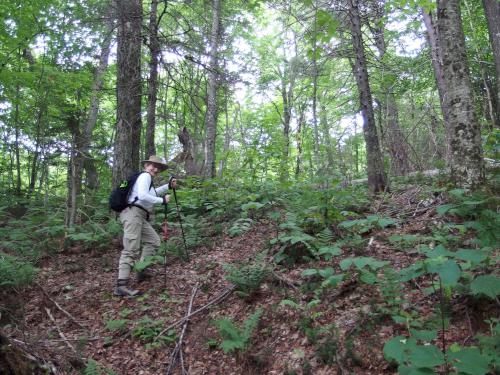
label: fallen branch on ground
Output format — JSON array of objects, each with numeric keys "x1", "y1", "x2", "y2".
[
  {"x1": 45, "y1": 308, "x2": 77, "y2": 354},
  {"x1": 166, "y1": 283, "x2": 199, "y2": 375},
  {"x1": 37, "y1": 283, "x2": 86, "y2": 329},
  {"x1": 156, "y1": 285, "x2": 235, "y2": 341}
]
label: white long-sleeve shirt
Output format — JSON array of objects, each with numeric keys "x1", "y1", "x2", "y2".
[{"x1": 127, "y1": 172, "x2": 170, "y2": 212}]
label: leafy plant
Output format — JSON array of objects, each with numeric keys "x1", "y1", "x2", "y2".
[
  {"x1": 338, "y1": 215, "x2": 398, "y2": 234},
  {"x1": 0, "y1": 253, "x2": 37, "y2": 288},
  {"x1": 213, "y1": 308, "x2": 263, "y2": 354},
  {"x1": 301, "y1": 267, "x2": 345, "y2": 296},
  {"x1": 383, "y1": 335, "x2": 445, "y2": 374},
  {"x1": 339, "y1": 256, "x2": 389, "y2": 284},
  {"x1": 131, "y1": 316, "x2": 176, "y2": 349},
  {"x1": 105, "y1": 319, "x2": 129, "y2": 333},
  {"x1": 83, "y1": 359, "x2": 117, "y2": 375},
  {"x1": 228, "y1": 218, "x2": 254, "y2": 237},
  {"x1": 223, "y1": 253, "x2": 271, "y2": 298}
]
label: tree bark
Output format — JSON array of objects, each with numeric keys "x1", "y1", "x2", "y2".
[
  {"x1": 113, "y1": 0, "x2": 142, "y2": 187},
  {"x1": 203, "y1": 0, "x2": 222, "y2": 178},
  {"x1": 437, "y1": 0, "x2": 485, "y2": 187},
  {"x1": 347, "y1": 0, "x2": 387, "y2": 192},
  {"x1": 422, "y1": 9, "x2": 452, "y2": 161},
  {"x1": 370, "y1": 0, "x2": 411, "y2": 176},
  {"x1": 145, "y1": 0, "x2": 160, "y2": 158},
  {"x1": 482, "y1": 0, "x2": 500, "y2": 126}
]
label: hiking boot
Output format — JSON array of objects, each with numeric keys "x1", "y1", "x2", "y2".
[
  {"x1": 137, "y1": 269, "x2": 153, "y2": 283},
  {"x1": 114, "y1": 279, "x2": 141, "y2": 297}
]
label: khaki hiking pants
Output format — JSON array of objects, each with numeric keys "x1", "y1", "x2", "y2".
[{"x1": 118, "y1": 206, "x2": 160, "y2": 280}]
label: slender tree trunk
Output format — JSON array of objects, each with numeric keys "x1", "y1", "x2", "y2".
[
  {"x1": 218, "y1": 90, "x2": 232, "y2": 176},
  {"x1": 422, "y1": 9, "x2": 452, "y2": 161},
  {"x1": 463, "y1": 0, "x2": 499, "y2": 130},
  {"x1": 113, "y1": 0, "x2": 142, "y2": 187},
  {"x1": 385, "y1": 93, "x2": 412, "y2": 175},
  {"x1": 482, "y1": 0, "x2": 500, "y2": 126},
  {"x1": 14, "y1": 84, "x2": 21, "y2": 195},
  {"x1": 295, "y1": 104, "x2": 306, "y2": 178},
  {"x1": 311, "y1": 4, "x2": 320, "y2": 170},
  {"x1": 66, "y1": 8, "x2": 113, "y2": 226},
  {"x1": 204, "y1": 0, "x2": 222, "y2": 178},
  {"x1": 348, "y1": 0, "x2": 387, "y2": 192},
  {"x1": 370, "y1": 0, "x2": 411, "y2": 176},
  {"x1": 320, "y1": 102, "x2": 335, "y2": 172},
  {"x1": 437, "y1": 0, "x2": 484, "y2": 187},
  {"x1": 281, "y1": 71, "x2": 293, "y2": 182},
  {"x1": 145, "y1": 0, "x2": 159, "y2": 158}
]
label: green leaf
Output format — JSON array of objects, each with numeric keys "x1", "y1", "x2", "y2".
[
  {"x1": 241, "y1": 201, "x2": 264, "y2": 211},
  {"x1": 448, "y1": 347, "x2": 491, "y2": 375},
  {"x1": 301, "y1": 269, "x2": 319, "y2": 277},
  {"x1": 318, "y1": 267, "x2": 334, "y2": 278},
  {"x1": 317, "y1": 245, "x2": 342, "y2": 258},
  {"x1": 360, "y1": 271, "x2": 377, "y2": 284},
  {"x1": 377, "y1": 217, "x2": 398, "y2": 228},
  {"x1": 425, "y1": 245, "x2": 454, "y2": 259},
  {"x1": 409, "y1": 344, "x2": 445, "y2": 367},
  {"x1": 399, "y1": 263, "x2": 425, "y2": 282},
  {"x1": 437, "y1": 204, "x2": 455, "y2": 216},
  {"x1": 470, "y1": 275, "x2": 500, "y2": 299},
  {"x1": 340, "y1": 257, "x2": 389, "y2": 271},
  {"x1": 426, "y1": 259, "x2": 461, "y2": 287},
  {"x1": 454, "y1": 249, "x2": 488, "y2": 265},
  {"x1": 409, "y1": 329, "x2": 438, "y2": 341},
  {"x1": 383, "y1": 336, "x2": 407, "y2": 363},
  {"x1": 320, "y1": 274, "x2": 344, "y2": 288}
]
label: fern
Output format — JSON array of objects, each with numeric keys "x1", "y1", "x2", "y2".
[
  {"x1": 84, "y1": 359, "x2": 117, "y2": 375},
  {"x1": 223, "y1": 253, "x2": 270, "y2": 297},
  {"x1": 0, "y1": 253, "x2": 37, "y2": 288},
  {"x1": 228, "y1": 218, "x2": 254, "y2": 237},
  {"x1": 213, "y1": 308, "x2": 263, "y2": 354}
]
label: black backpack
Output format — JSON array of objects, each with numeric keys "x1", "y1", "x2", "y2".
[{"x1": 109, "y1": 172, "x2": 152, "y2": 212}]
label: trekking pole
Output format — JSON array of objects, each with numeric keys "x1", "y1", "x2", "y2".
[
  {"x1": 162, "y1": 203, "x2": 168, "y2": 288},
  {"x1": 170, "y1": 177, "x2": 189, "y2": 262}
]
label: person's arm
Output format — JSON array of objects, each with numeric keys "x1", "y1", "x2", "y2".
[
  {"x1": 136, "y1": 173, "x2": 163, "y2": 204},
  {"x1": 155, "y1": 177, "x2": 177, "y2": 195}
]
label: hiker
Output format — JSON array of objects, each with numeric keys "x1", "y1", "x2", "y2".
[{"x1": 114, "y1": 155, "x2": 177, "y2": 297}]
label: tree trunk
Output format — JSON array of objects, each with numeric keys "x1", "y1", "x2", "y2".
[
  {"x1": 386, "y1": 93, "x2": 411, "y2": 175},
  {"x1": 437, "y1": 0, "x2": 485, "y2": 187},
  {"x1": 295, "y1": 104, "x2": 306, "y2": 178},
  {"x1": 218, "y1": 90, "x2": 232, "y2": 176},
  {"x1": 422, "y1": 9, "x2": 453, "y2": 161},
  {"x1": 348, "y1": 0, "x2": 387, "y2": 192},
  {"x1": 145, "y1": 0, "x2": 159, "y2": 158},
  {"x1": 370, "y1": 0, "x2": 411, "y2": 176},
  {"x1": 14, "y1": 84, "x2": 21, "y2": 195},
  {"x1": 113, "y1": 0, "x2": 142, "y2": 187},
  {"x1": 66, "y1": 8, "x2": 113, "y2": 226},
  {"x1": 311, "y1": 4, "x2": 320, "y2": 170},
  {"x1": 281, "y1": 71, "x2": 293, "y2": 182},
  {"x1": 203, "y1": 0, "x2": 222, "y2": 178},
  {"x1": 482, "y1": 0, "x2": 500, "y2": 126},
  {"x1": 174, "y1": 127, "x2": 203, "y2": 175}
]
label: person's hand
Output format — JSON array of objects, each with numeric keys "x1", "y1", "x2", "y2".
[
  {"x1": 170, "y1": 178, "x2": 177, "y2": 190},
  {"x1": 163, "y1": 195, "x2": 171, "y2": 205}
]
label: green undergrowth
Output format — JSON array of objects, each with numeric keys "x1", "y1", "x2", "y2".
[{"x1": 1, "y1": 177, "x2": 499, "y2": 373}]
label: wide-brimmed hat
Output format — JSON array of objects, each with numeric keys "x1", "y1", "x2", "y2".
[{"x1": 141, "y1": 155, "x2": 168, "y2": 171}]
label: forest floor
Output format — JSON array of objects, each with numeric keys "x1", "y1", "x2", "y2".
[{"x1": 1, "y1": 186, "x2": 498, "y2": 375}]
